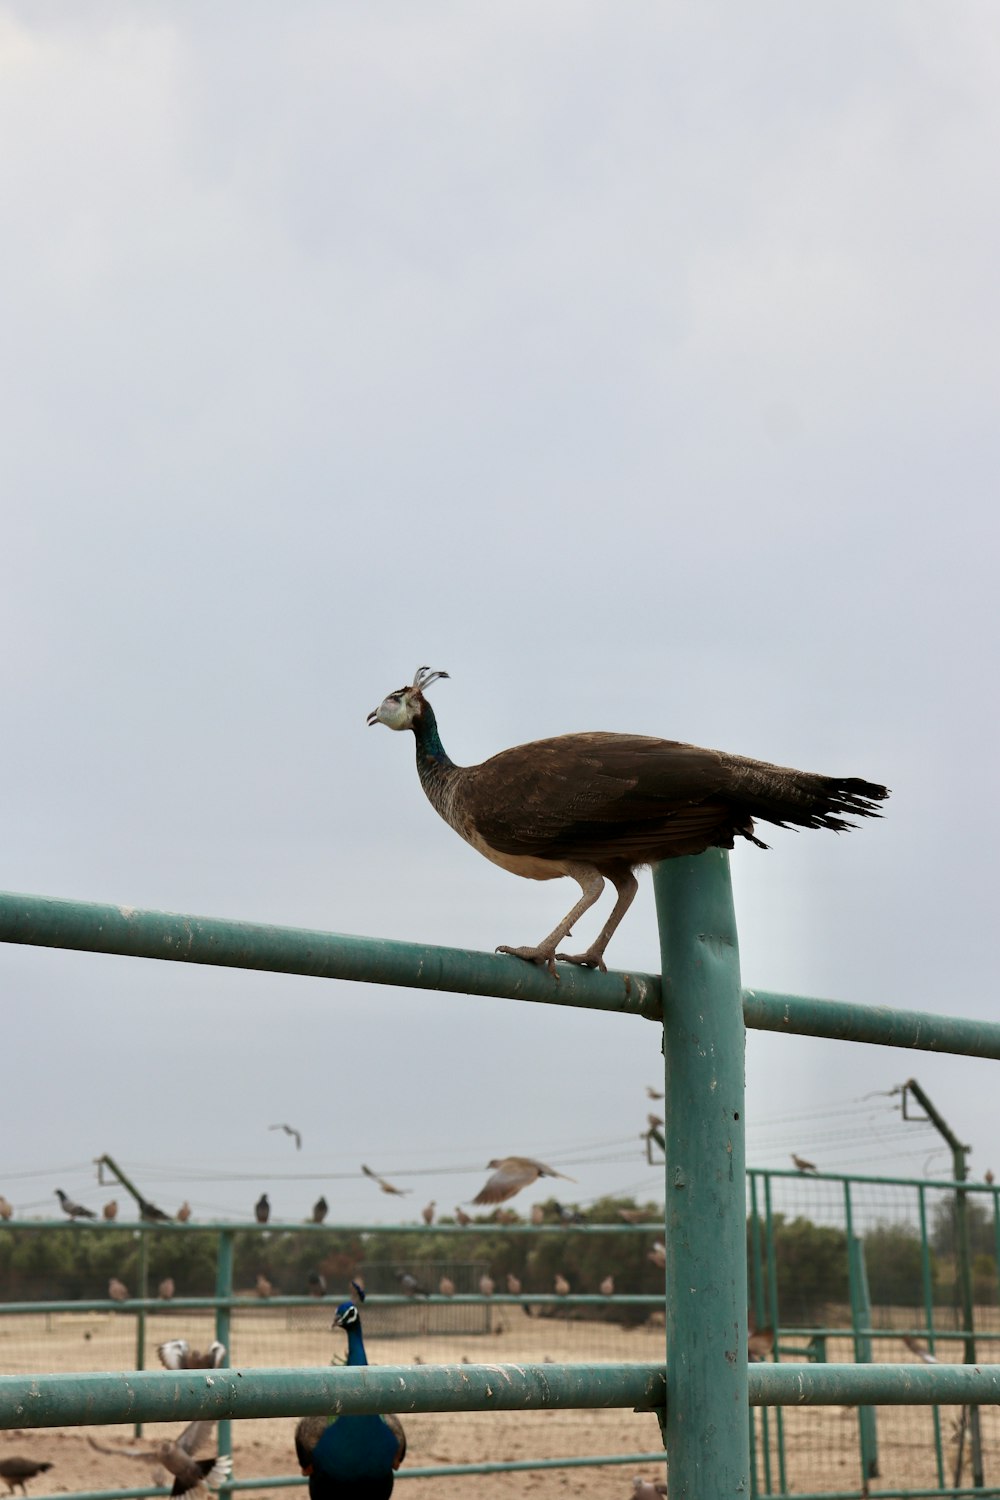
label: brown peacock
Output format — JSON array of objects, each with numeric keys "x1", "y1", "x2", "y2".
[{"x1": 367, "y1": 668, "x2": 889, "y2": 975}]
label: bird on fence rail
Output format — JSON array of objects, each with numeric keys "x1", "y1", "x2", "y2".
[
  {"x1": 158, "y1": 1339, "x2": 226, "y2": 1370},
  {"x1": 309, "y1": 1272, "x2": 327, "y2": 1298},
  {"x1": 421, "y1": 1200, "x2": 435, "y2": 1225},
  {"x1": 554, "y1": 1273, "x2": 571, "y2": 1296},
  {"x1": 439, "y1": 1275, "x2": 455, "y2": 1296},
  {"x1": 361, "y1": 1164, "x2": 410, "y2": 1196},
  {"x1": 478, "y1": 1273, "x2": 495, "y2": 1297},
  {"x1": 310, "y1": 1196, "x2": 329, "y2": 1224},
  {"x1": 0, "y1": 1459, "x2": 53, "y2": 1496},
  {"x1": 177, "y1": 1200, "x2": 192, "y2": 1222},
  {"x1": 102, "y1": 1199, "x2": 118, "y2": 1220},
  {"x1": 368, "y1": 668, "x2": 889, "y2": 975},
  {"x1": 505, "y1": 1272, "x2": 522, "y2": 1295},
  {"x1": 0, "y1": 1195, "x2": 12, "y2": 1220},
  {"x1": 791, "y1": 1153, "x2": 819, "y2": 1173},
  {"x1": 159, "y1": 1277, "x2": 175, "y2": 1300},
  {"x1": 255, "y1": 1272, "x2": 274, "y2": 1298},
  {"x1": 454, "y1": 1205, "x2": 472, "y2": 1225},
  {"x1": 108, "y1": 1277, "x2": 129, "y2": 1301},
  {"x1": 254, "y1": 1192, "x2": 270, "y2": 1223},
  {"x1": 396, "y1": 1270, "x2": 429, "y2": 1299},
  {"x1": 55, "y1": 1188, "x2": 96, "y2": 1219},
  {"x1": 472, "y1": 1156, "x2": 574, "y2": 1205},
  {"x1": 600, "y1": 1274, "x2": 615, "y2": 1296},
  {"x1": 88, "y1": 1421, "x2": 232, "y2": 1495},
  {"x1": 294, "y1": 1296, "x2": 406, "y2": 1500}
]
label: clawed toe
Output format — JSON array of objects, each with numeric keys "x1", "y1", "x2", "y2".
[
  {"x1": 556, "y1": 950, "x2": 608, "y2": 972},
  {"x1": 496, "y1": 944, "x2": 561, "y2": 980}
]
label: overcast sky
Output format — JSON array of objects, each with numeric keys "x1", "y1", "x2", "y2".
[{"x1": 2, "y1": 3, "x2": 998, "y2": 1232}]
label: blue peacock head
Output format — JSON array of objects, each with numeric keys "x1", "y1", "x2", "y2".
[{"x1": 332, "y1": 1300, "x2": 359, "y2": 1330}]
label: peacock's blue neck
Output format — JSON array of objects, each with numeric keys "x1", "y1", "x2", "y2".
[
  {"x1": 413, "y1": 704, "x2": 454, "y2": 775},
  {"x1": 344, "y1": 1319, "x2": 368, "y2": 1367}
]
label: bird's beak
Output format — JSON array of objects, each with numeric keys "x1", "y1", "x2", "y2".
[{"x1": 366, "y1": 709, "x2": 379, "y2": 726}]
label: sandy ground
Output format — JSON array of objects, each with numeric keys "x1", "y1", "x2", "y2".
[{"x1": 3, "y1": 1309, "x2": 1000, "y2": 1497}]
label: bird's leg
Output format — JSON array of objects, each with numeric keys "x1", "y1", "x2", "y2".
[
  {"x1": 497, "y1": 866, "x2": 605, "y2": 978},
  {"x1": 557, "y1": 869, "x2": 638, "y2": 971}
]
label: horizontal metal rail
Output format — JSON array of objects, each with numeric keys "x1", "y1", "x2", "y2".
[
  {"x1": 0, "y1": 1363, "x2": 666, "y2": 1428},
  {"x1": 0, "y1": 1218, "x2": 658, "y2": 1234},
  {"x1": 0, "y1": 1293, "x2": 660, "y2": 1315},
  {"x1": 3, "y1": 890, "x2": 998, "y2": 1056},
  {"x1": 0, "y1": 891, "x2": 657, "y2": 1018},
  {"x1": 6, "y1": 1362, "x2": 1000, "y2": 1431},
  {"x1": 8, "y1": 1451, "x2": 669, "y2": 1500}
]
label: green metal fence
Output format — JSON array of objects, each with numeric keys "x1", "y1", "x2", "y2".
[{"x1": 2, "y1": 853, "x2": 1000, "y2": 1497}]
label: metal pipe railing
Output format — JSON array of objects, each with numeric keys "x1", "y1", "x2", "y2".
[
  {"x1": 5, "y1": 1362, "x2": 1000, "y2": 1432},
  {"x1": 4, "y1": 888, "x2": 1000, "y2": 1057}
]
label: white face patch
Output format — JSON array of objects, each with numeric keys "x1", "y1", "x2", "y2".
[{"x1": 373, "y1": 692, "x2": 417, "y2": 730}]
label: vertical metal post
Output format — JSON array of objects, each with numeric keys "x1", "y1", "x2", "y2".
[
  {"x1": 762, "y1": 1174, "x2": 787, "y2": 1495},
  {"x1": 918, "y1": 1185, "x2": 946, "y2": 1487},
  {"x1": 654, "y1": 850, "x2": 748, "y2": 1499},
  {"x1": 134, "y1": 1229, "x2": 148, "y2": 1439},
  {"x1": 215, "y1": 1231, "x2": 234, "y2": 1496}
]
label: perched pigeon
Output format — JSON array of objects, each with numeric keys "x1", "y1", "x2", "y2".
[
  {"x1": 791, "y1": 1154, "x2": 818, "y2": 1174},
  {"x1": 554, "y1": 1273, "x2": 571, "y2": 1296},
  {"x1": 396, "y1": 1271, "x2": 428, "y2": 1299},
  {"x1": 0, "y1": 1196, "x2": 12, "y2": 1221},
  {"x1": 87, "y1": 1421, "x2": 232, "y2": 1495},
  {"x1": 108, "y1": 1278, "x2": 129, "y2": 1302},
  {"x1": 310, "y1": 1196, "x2": 329, "y2": 1224},
  {"x1": 648, "y1": 1242, "x2": 666, "y2": 1270},
  {"x1": 158, "y1": 1278, "x2": 176, "y2": 1301},
  {"x1": 158, "y1": 1340, "x2": 226, "y2": 1371},
  {"x1": 55, "y1": 1189, "x2": 96, "y2": 1220},
  {"x1": 454, "y1": 1206, "x2": 472, "y2": 1226},
  {"x1": 308, "y1": 1273, "x2": 327, "y2": 1298},
  {"x1": 0, "y1": 1459, "x2": 53, "y2": 1495},
  {"x1": 254, "y1": 1193, "x2": 270, "y2": 1224},
  {"x1": 478, "y1": 1274, "x2": 495, "y2": 1297},
  {"x1": 439, "y1": 1276, "x2": 455, "y2": 1297},
  {"x1": 472, "y1": 1157, "x2": 574, "y2": 1206},
  {"x1": 505, "y1": 1273, "x2": 522, "y2": 1295},
  {"x1": 421, "y1": 1201, "x2": 435, "y2": 1225},
  {"x1": 176, "y1": 1201, "x2": 192, "y2": 1223},
  {"x1": 255, "y1": 1272, "x2": 273, "y2": 1298},
  {"x1": 600, "y1": 1274, "x2": 615, "y2": 1296},
  {"x1": 102, "y1": 1200, "x2": 118, "y2": 1221}
]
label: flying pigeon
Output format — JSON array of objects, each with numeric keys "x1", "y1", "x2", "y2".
[
  {"x1": 158, "y1": 1340, "x2": 227, "y2": 1371},
  {"x1": 472, "y1": 1157, "x2": 575, "y2": 1205},
  {"x1": 269, "y1": 1123, "x2": 302, "y2": 1150},
  {"x1": 362, "y1": 1164, "x2": 410, "y2": 1195},
  {"x1": 87, "y1": 1421, "x2": 232, "y2": 1495}
]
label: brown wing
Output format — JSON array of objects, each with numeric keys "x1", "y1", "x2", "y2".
[{"x1": 466, "y1": 734, "x2": 752, "y2": 863}]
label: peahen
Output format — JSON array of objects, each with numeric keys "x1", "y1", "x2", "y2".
[
  {"x1": 295, "y1": 1297, "x2": 406, "y2": 1500},
  {"x1": 367, "y1": 667, "x2": 889, "y2": 974}
]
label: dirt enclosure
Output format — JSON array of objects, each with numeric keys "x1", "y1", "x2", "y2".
[{"x1": 2, "y1": 1309, "x2": 998, "y2": 1498}]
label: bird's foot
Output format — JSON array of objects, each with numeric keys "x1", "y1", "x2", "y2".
[
  {"x1": 555, "y1": 948, "x2": 608, "y2": 972},
  {"x1": 496, "y1": 944, "x2": 561, "y2": 979}
]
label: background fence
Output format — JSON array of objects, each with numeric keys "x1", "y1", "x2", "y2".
[{"x1": 4, "y1": 1162, "x2": 1000, "y2": 1495}]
